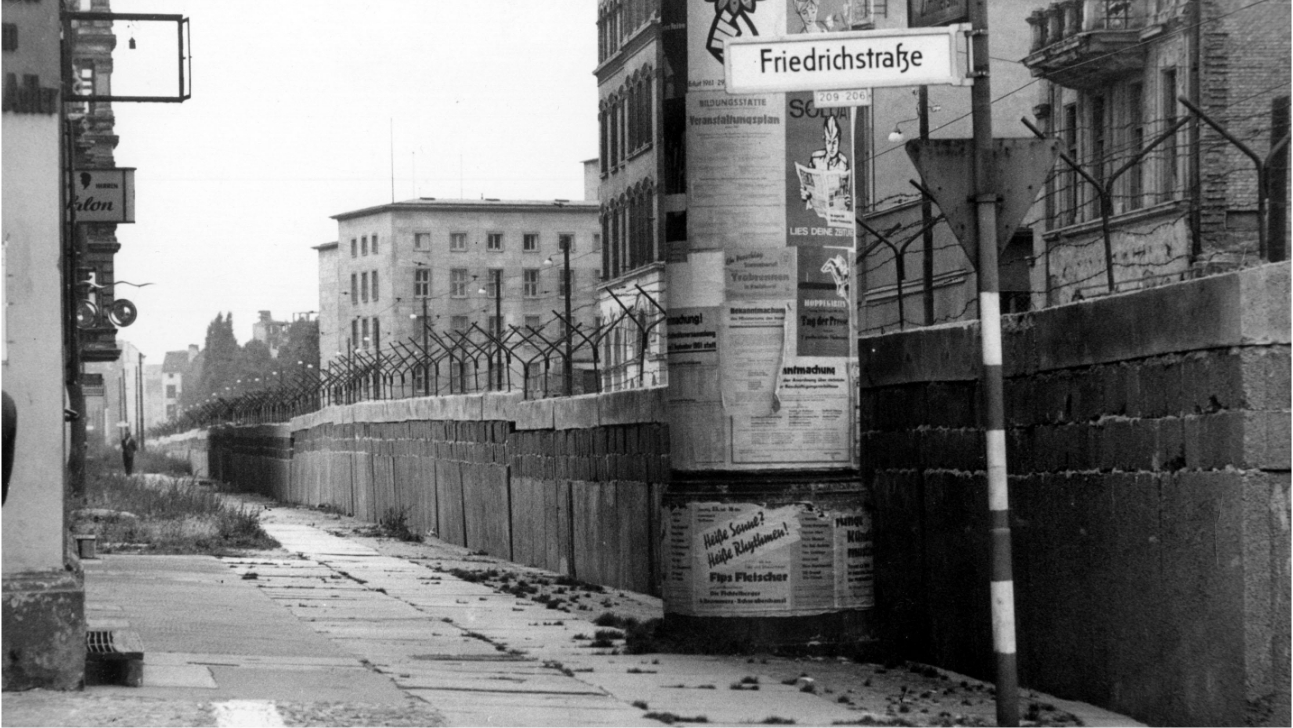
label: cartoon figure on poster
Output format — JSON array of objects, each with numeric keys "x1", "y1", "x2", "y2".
[
  {"x1": 796, "y1": 115, "x2": 853, "y2": 228},
  {"x1": 704, "y1": 0, "x2": 763, "y2": 63},
  {"x1": 793, "y1": 0, "x2": 854, "y2": 34},
  {"x1": 820, "y1": 253, "x2": 850, "y2": 301}
]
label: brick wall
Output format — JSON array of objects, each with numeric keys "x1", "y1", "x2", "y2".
[
  {"x1": 157, "y1": 389, "x2": 670, "y2": 596},
  {"x1": 859, "y1": 263, "x2": 1289, "y2": 726}
]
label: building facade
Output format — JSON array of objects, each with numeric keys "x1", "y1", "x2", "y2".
[
  {"x1": 1024, "y1": 0, "x2": 1291, "y2": 303},
  {"x1": 2, "y1": 0, "x2": 86, "y2": 691},
  {"x1": 68, "y1": 0, "x2": 124, "y2": 363},
  {"x1": 595, "y1": 0, "x2": 675, "y2": 391},
  {"x1": 320, "y1": 197, "x2": 601, "y2": 394}
]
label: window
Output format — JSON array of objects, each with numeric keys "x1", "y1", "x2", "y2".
[
  {"x1": 414, "y1": 268, "x2": 430, "y2": 297},
  {"x1": 487, "y1": 232, "x2": 503, "y2": 251},
  {"x1": 165, "y1": 384, "x2": 177, "y2": 399},
  {"x1": 371, "y1": 270, "x2": 379, "y2": 301},
  {"x1": 485, "y1": 268, "x2": 502, "y2": 298},
  {"x1": 361, "y1": 318, "x2": 370, "y2": 349},
  {"x1": 559, "y1": 233, "x2": 574, "y2": 252},
  {"x1": 414, "y1": 232, "x2": 430, "y2": 250},
  {"x1": 1161, "y1": 68, "x2": 1179, "y2": 200},
  {"x1": 451, "y1": 232, "x2": 467, "y2": 251},
  {"x1": 451, "y1": 315, "x2": 469, "y2": 332},
  {"x1": 351, "y1": 319, "x2": 359, "y2": 349},
  {"x1": 451, "y1": 269, "x2": 469, "y2": 297},
  {"x1": 372, "y1": 317, "x2": 381, "y2": 350},
  {"x1": 371, "y1": 233, "x2": 378, "y2": 254},
  {"x1": 1127, "y1": 82, "x2": 1145, "y2": 210},
  {"x1": 523, "y1": 269, "x2": 540, "y2": 297},
  {"x1": 523, "y1": 233, "x2": 539, "y2": 252},
  {"x1": 361, "y1": 271, "x2": 369, "y2": 302},
  {"x1": 351, "y1": 239, "x2": 357, "y2": 258},
  {"x1": 1063, "y1": 103, "x2": 1079, "y2": 225},
  {"x1": 488, "y1": 316, "x2": 503, "y2": 338},
  {"x1": 350, "y1": 273, "x2": 358, "y2": 302},
  {"x1": 362, "y1": 236, "x2": 368, "y2": 256},
  {"x1": 524, "y1": 315, "x2": 542, "y2": 331}
]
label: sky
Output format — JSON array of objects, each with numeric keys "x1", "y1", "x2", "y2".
[{"x1": 108, "y1": 0, "x2": 599, "y2": 361}]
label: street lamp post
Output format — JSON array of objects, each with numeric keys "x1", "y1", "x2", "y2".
[
  {"x1": 479, "y1": 271, "x2": 502, "y2": 390},
  {"x1": 545, "y1": 240, "x2": 574, "y2": 395}
]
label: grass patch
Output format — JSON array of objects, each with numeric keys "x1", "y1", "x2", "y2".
[
  {"x1": 74, "y1": 470, "x2": 277, "y2": 555},
  {"x1": 72, "y1": 444, "x2": 277, "y2": 555}
]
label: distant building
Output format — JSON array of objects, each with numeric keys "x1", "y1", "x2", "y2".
[
  {"x1": 252, "y1": 310, "x2": 289, "y2": 357},
  {"x1": 84, "y1": 341, "x2": 147, "y2": 447},
  {"x1": 1023, "y1": 0, "x2": 1291, "y2": 303},
  {"x1": 595, "y1": 0, "x2": 675, "y2": 391},
  {"x1": 320, "y1": 195, "x2": 601, "y2": 393}
]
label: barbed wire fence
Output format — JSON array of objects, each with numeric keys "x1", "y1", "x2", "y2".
[
  {"x1": 152, "y1": 297, "x2": 668, "y2": 435},
  {"x1": 858, "y1": 88, "x2": 1290, "y2": 337}
]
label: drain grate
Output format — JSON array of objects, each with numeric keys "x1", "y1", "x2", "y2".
[{"x1": 85, "y1": 629, "x2": 145, "y2": 687}]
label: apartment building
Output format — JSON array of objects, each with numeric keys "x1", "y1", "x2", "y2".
[
  {"x1": 320, "y1": 195, "x2": 601, "y2": 391},
  {"x1": 1024, "y1": 0, "x2": 1290, "y2": 303}
]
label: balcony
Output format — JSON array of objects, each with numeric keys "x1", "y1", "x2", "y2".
[{"x1": 1023, "y1": 1, "x2": 1158, "y2": 90}]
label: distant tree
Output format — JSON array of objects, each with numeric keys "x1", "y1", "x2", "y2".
[
  {"x1": 237, "y1": 339, "x2": 275, "y2": 390},
  {"x1": 198, "y1": 312, "x2": 239, "y2": 401},
  {"x1": 277, "y1": 318, "x2": 320, "y2": 381}
]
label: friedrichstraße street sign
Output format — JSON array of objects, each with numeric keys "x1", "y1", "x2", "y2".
[{"x1": 724, "y1": 25, "x2": 970, "y2": 95}]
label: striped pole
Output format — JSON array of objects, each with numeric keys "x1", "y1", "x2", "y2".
[{"x1": 969, "y1": 1, "x2": 1019, "y2": 725}]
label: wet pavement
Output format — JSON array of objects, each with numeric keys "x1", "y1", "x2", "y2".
[{"x1": 2, "y1": 494, "x2": 1142, "y2": 727}]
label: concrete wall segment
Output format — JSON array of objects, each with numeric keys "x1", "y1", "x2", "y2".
[
  {"x1": 553, "y1": 393, "x2": 602, "y2": 430},
  {"x1": 861, "y1": 263, "x2": 1290, "y2": 388}
]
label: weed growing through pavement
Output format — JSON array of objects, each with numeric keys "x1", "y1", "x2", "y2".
[{"x1": 378, "y1": 507, "x2": 421, "y2": 542}]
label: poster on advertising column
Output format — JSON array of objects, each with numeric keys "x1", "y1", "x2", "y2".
[
  {"x1": 730, "y1": 356, "x2": 853, "y2": 465},
  {"x1": 688, "y1": 0, "x2": 788, "y2": 91},
  {"x1": 662, "y1": 500, "x2": 875, "y2": 617},
  {"x1": 796, "y1": 245, "x2": 852, "y2": 357},
  {"x1": 686, "y1": 92, "x2": 786, "y2": 251},
  {"x1": 786, "y1": 92, "x2": 855, "y2": 245}
]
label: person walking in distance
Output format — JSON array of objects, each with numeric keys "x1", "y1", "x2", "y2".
[{"x1": 120, "y1": 429, "x2": 137, "y2": 476}]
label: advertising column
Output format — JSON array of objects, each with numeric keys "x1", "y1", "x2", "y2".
[{"x1": 663, "y1": 0, "x2": 872, "y2": 643}]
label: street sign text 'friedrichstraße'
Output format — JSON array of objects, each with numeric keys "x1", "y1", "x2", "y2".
[{"x1": 724, "y1": 25, "x2": 970, "y2": 95}]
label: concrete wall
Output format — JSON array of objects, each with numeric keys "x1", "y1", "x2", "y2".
[
  {"x1": 859, "y1": 263, "x2": 1290, "y2": 727},
  {"x1": 161, "y1": 389, "x2": 670, "y2": 596}
]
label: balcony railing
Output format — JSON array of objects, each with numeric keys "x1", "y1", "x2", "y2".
[{"x1": 1024, "y1": 1, "x2": 1157, "y2": 89}]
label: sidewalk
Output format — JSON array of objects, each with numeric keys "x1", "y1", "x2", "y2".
[{"x1": 3, "y1": 495, "x2": 1142, "y2": 727}]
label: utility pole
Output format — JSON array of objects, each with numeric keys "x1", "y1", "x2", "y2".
[
  {"x1": 493, "y1": 270, "x2": 503, "y2": 389},
  {"x1": 919, "y1": 85, "x2": 935, "y2": 325},
  {"x1": 968, "y1": 1, "x2": 1018, "y2": 725},
  {"x1": 136, "y1": 352, "x2": 145, "y2": 451}
]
